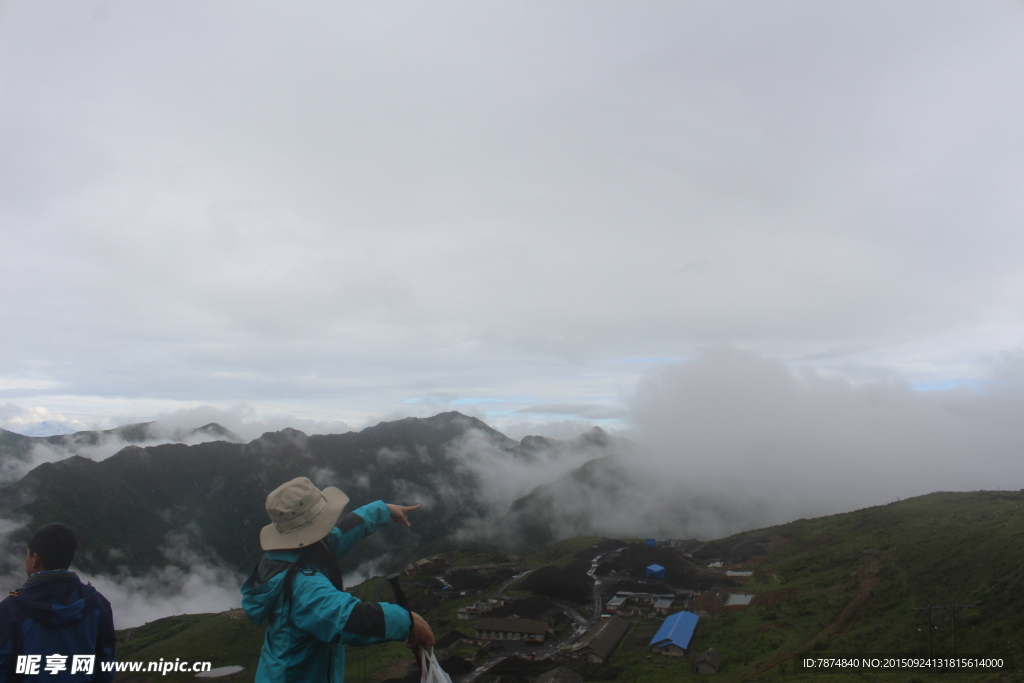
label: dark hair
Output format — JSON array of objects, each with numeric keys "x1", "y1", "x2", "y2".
[
  {"x1": 282, "y1": 538, "x2": 344, "y2": 608},
  {"x1": 28, "y1": 523, "x2": 77, "y2": 570}
]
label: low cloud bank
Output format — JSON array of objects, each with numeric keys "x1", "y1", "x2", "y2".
[
  {"x1": 0, "y1": 404, "x2": 94, "y2": 437},
  {"x1": 0, "y1": 523, "x2": 244, "y2": 631},
  {"x1": 151, "y1": 404, "x2": 351, "y2": 442},
  {"x1": 83, "y1": 562, "x2": 243, "y2": 631},
  {"x1": 1, "y1": 402, "x2": 351, "y2": 445},
  {"x1": 0, "y1": 403, "x2": 354, "y2": 485},
  {"x1": 633, "y1": 347, "x2": 1024, "y2": 509},
  {"x1": 0, "y1": 429, "x2": 230, "y2": 487},
  {"x1": 441, "y1": 425, "x2": 630, "y2": 547},
  {"x1": 504, "y1": 347, "x2": 1024, "y2": 543}
]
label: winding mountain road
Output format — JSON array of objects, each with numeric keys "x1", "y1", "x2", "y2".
[{"x1": 461, "y1": 547, "x2": 622, "y2": 681}]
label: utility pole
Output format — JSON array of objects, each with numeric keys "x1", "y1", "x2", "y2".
[
  {"x1": 943, "y1": 599, "x2": 973, "y2": 656},
  {"x1": 911, "y1": 604, "x2": 934, "y2": 656},
  {"x1": 912, "y1": 601, "x2": 974, "y2": 656}
]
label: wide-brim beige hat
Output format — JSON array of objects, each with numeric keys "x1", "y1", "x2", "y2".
[{"x1": 260, "y1": 477, "x2": 350, "y2": 551}]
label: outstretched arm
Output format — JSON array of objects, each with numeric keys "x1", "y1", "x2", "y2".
[{"x1": 331, "y1": 500, "x2": 422, "y2": 557}]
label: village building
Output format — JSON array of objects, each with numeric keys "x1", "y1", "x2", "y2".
[
  {"x1": 604, "y1": 590, "x2": 674, "y2": 616},
  {"x1": 403, "y1": 553, "x2": 455, "y2": 576},
  {"x1": 653, "y1": 597, "x2": 675, "y2": 616},
  {"x1": 474, "y1": 617, "x2": 549, "y2": 643},
  {"x1": 649, "y1": 611, "x2": 700, "y2": 656},
  {"x1": 457, "y1": 598, "x2": 504, "y2": 620},
  {"x1": 693, "y1": 648, "x2": 722, "y2": 674},
  {"x1": 567, "y1": 616, "x2": 628, "y2": 664},
  {"x1": 646, "y1": 564, "x2": 666, "y2": 579},
  {"x1": 604, "y1": 595, "x2": 627, "y2": 614},
  {"x1": 725, "y1": 593, "x2": 754, "y2": 606},
  {"x1": 625, "y1": 590, "x2": 674, "y2": 606}
]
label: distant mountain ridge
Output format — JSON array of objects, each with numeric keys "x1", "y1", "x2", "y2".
[
  {"x1": 0, "y1": 421, "x2": 245, "y2": 486},
  {"x1": 0, "y1": 412, "x2": 624, "y2": 580}
]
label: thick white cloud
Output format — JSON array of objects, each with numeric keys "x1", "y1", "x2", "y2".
[
  {"x1": 1, "y1": 1, "x2": 1023, "y2": 430},
  {"x1": 620, "y1": 347, "x2": 1024, "y2": 535}
]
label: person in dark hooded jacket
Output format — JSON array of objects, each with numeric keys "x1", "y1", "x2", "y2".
[{"x1": 0, "y1": 523, "x2": 115, "y2": 683}]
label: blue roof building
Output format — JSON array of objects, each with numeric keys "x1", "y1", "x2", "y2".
[
  {"x1": 649, "y1": 611, "x2": 699, "y2": 656},
  {"x1": 646, "y1": 563, "x2": 666, "y2": 578},
  {"x1": 645, "y1": 538, "x2": 657, "y2": 546}
]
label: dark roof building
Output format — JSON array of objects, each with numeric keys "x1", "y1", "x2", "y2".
[
  {"x1": 649, "y1": 611, "x2": 700, "y2": 656},
  {"x1": 653, "y1": 597, "x2": 675, "y2": 615},
  {"x1": 569, "y1": 616, "x2": 629, "y2": 664},
  {"x1": 475, "y1": 617, "x2": 549, "y2": 643},
  {"x1": 693, "y1": 648, "x2": 722, "y2": 674}
]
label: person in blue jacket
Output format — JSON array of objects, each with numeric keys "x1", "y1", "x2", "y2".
[
  {"x1": 241, "y1": 477, "x2": 434, "y2": 683},
  {"x1": 0, "y1": 523, "x2": 116, "y2": 683}
]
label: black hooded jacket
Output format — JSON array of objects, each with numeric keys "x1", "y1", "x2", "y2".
[{"x1": 0, "y1": 572, "x2": 115, "y2": 683}]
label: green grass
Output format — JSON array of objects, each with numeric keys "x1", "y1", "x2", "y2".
[
  {"x1": 115, "y1": 612, "x2": 264, "y2": 683},
  {"x1": 445, "y1": 549, "x2": 513, "y2": 567},
  {"x1": 344, "y1": 641, "x2": 414, "y2": 683},
  {"x1": 347, "y1": 575, "x2": 387, "y2": 602},
  {"x1": 527, "y1": 536, "x2": 608, "y2": 568}
]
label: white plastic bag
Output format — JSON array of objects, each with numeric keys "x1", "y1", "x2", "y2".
[{"x1": 419, "y1": 648, "x2": 454, "y2": 683}]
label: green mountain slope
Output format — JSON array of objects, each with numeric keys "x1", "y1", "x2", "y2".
[{"x1": 682, "y1": 490, "x2": 1024, "y2": 681}]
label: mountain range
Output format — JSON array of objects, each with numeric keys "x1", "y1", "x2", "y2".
[
  {"x1": 0, "y1": 421, "x2": 243, "y2": 485},
  {"x1": 0, "y1": 412, "x2": 626, "y2": 578}
]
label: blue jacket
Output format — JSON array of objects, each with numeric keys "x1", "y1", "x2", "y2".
[
  {"x1": 0, "y1": 571, "x2": 115, "y2": 683},
  {"x1": 241, "y1": 501, "x2": 413, "y2": 683}
]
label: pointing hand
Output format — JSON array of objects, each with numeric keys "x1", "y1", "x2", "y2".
[{"x1": 387, "y1": 503, "x2": 421, "y2": 527}]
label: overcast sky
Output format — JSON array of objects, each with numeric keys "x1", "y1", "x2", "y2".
[{"x1": 2, "y1": 1, "x2": 1023, "y2": 438}]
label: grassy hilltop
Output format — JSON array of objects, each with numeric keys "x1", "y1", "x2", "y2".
[
  {"x1": 112, "y1": 490, "x2": 1024, "y2": 683},
  {"x1": 684, "y1": 490, "x2": 1024, "y2": 682}
]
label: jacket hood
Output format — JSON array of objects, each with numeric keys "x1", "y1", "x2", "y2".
[
  {"x1": 11, "y1": 572, "x2": 98, "y2": 628},
  {"x1": 240, "y1": 553, "x2": 295, "y2": 626}
]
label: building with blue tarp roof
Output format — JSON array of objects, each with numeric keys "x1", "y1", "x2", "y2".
[
  {"x1": 646, "y1": 564, "x2": 665, "y2": 578},
  {"x1": 649, "y1": 611, "x2": 699, "y2": 656}
]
